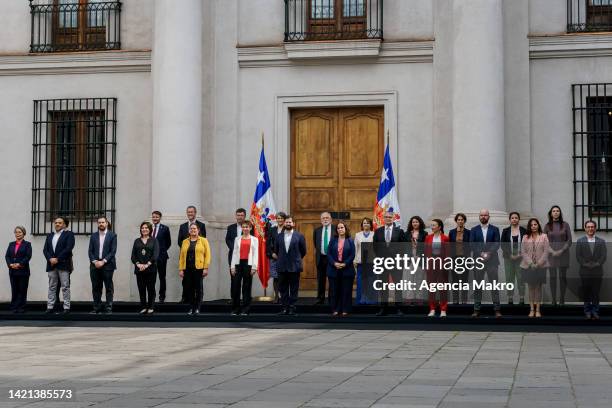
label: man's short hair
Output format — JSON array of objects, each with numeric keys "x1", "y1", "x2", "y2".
[
  {"x1": 152, "y1": 210, "x2": 162, "y2": 217},
  {"x1": 55, "y1": 216, "x2": 69, "y2": 227},
  {"x1": 186, "y1": 205, "x2": 197, "y2": 212},
  {"x1": 236, "y1": 208, "x2": 247, "y2": 215},
  {"x1": 585, "y1": 220, "x2": 597, "y2": 229}
]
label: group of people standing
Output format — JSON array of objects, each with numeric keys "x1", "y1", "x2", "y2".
[{"x1": 4, "y1": 205, "x2": 607, "y2": 320}]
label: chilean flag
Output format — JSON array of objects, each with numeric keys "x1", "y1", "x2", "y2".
[
  {"x1": 373, "y1": 143, "x2": 402, "y2": 229},
  {"x1": 249, "y1": 144, "x2": 277, "y2": 289}
]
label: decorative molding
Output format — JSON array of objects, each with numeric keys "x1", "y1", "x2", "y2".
[
  {"x1": 529, "y1": 33, "x2": 612, "y2": 59},
  {"x1": 238, "y1": 40, "x2": 434, "y2": 68},
  {"x1": 0, "y1": 50, "x2": 151, "y2": 76},
  {"x1": 273, "y1": 91, "x2": 399, "y2": 211}
]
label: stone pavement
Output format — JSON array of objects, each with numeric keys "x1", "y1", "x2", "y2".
[{"x1": 0, "y1": 325, "x2": 611, "y2": 407}]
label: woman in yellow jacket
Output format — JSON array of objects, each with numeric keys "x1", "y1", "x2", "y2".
[{"x1": 179, "y1": 224, "x2": 211, "y2": 315}]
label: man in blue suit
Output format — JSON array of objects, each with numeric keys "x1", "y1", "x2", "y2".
[
  {"x1": 273, "y1": 215, "x2": 307, "y2": 316},
  {"x1": 152, "y1": 210, "x2": 171, "y2": 303},
  {"x1": 43, "y1": 217, "x2": 75, "y2": 314},
  {"x1": 88, "y1": 216, "x2": 118, "y2": 314},
  {"x1": 470, "y1": 209, "x2": 502, "y2": 318}
]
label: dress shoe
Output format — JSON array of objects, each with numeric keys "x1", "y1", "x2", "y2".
[
  {"x1": 147, "y1": 309, "x2": 154, "y2": 314},
  {"x1": 231, "y1": 311, "x2": 239, "y2": 316},
  {"x1": 277, "y1": 308, "x2": 288, "y2": 316},
  {"x1": 193, "y1": 310, "x2": 200, "y2": 316},
  {"x1": 158, "y1": 298, "x2": 165, "y2": 304},
  {"x1": 240, "y1": 311, "x2": 250, "y2": 316},
  {"x1": 186, "y1": 310, "x2": 193, "y2": 316},
  {"x1": 45, "y1": 309, "x2": 54, "y2": 314},
  {"x1": 314, "y1": 299, "x2": 324, "y2": 305},
  {"x1": 427, "y1": 310, "x2": 436, "y2": 317},
  {"x1": 61, "y1": 309, "x2": 70, "y2": 315},
  {"x1": 592, "y1": 312, "x2": 600, "y2": 320},
  {"x1": 104, "y1": 310, "x2": 113, "y2": 315},
  {"x1": 495, "y1": 311, "x2": 503, "y2": 318},
  {"x1": 396, "y1": 309, "x2": 404, "y2": 316},
  {"x1": 287, "y1": 307, "x2": 296, "y2": 316},
  {"x1": 471, "y1": 311, "x2": 480, "y2": 318},
  {"x1": 376, "y1": 309, "x2": 387, "y2": 316},
  {"x1": 332, "y1": 311, "x2": 339, "y2": 317},
  {"x1": 139, "y1": 308, "x2": 147, "y2": 315},
  {"x1": 508, "y1": 298, "x2": 514, "y2": 305},
  {"x1": 90, "y1": 310, "x2": 101, "y2": 315},
  {"x1": 585, "y1": 312, "x2": 592, "y2": 320},
  {"x1": 341, "y1": 312, "x2": 348, "y2": 317},
  {"x1": 440, "y1": 311, "x2": 447, "y2": 318}
]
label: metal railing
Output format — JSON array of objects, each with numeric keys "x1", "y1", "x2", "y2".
[
  {"x1": 573, "y1": 83, "x2": 612, "y2": 231},
  {"x1": 32, "y1": 98, "x2": 117, "y2": 235},
  {"x1": 285, "y1": 0, "x2": 383, "y2": 41},
  {"x1": 568, "y1": 0, "x2": 612, "y2": 32},
  {"x1": 30, "y1": 0, "x2": 121, "y2": 52}
]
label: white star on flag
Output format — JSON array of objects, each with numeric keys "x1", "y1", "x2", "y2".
[
  {"x1": 380, "y1": 167, "x2": 388, "y2": 182},
  {"x1": 257, "y1": 171, "x2": 265, "y2": 185}
]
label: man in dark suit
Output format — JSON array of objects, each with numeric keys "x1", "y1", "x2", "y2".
[
  {"x1": 373, "y1": 210, "x2": 406, "y2": 316},
  {"x1": 273, "y1": 215, "x2": 307, "y2": 315},
  {"x1": 576, "y1": 220, "x2": 607, "y2": 320},
  {"x1": 88, "y1": 216, "x2": 118, "y2": 314},
  {"x1": 177, "y1": 205, "x2": 206, "y2": 302},
  {"x1": 152, "y1": 210, "x2": 171, "y2": 303},
  {"x1": 313, "y1": 211, "x2": 333, "y2": 305},
  {"x1": 43, "y1": 216, "x2": 75, "y2": 314},
  {"x1": 470, "y1": 209, "x2": 502, "y2": 318}
]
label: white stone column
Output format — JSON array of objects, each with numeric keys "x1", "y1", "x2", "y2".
[
  {"x1": 451, "y1": 0, "x2": 506, "y2": 225},
  {"x1": 151, "y1": 0, "x2": 202, "y2": 222}
]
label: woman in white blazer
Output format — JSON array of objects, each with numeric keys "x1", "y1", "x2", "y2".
[{"x1": 230, "y1": 220, "x2": 259, "y2": 315}]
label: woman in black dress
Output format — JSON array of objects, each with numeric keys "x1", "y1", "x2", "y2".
[{"x1": 131, "y1": 221, "x2": 159, "y2": 314}]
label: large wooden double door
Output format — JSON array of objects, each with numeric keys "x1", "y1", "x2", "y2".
[{"x1": 290, "y1": 107, "x2": 384, "y2": 291}]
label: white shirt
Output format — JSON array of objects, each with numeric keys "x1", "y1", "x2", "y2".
[
  {"x1": 284, "y1": 230, "x2": 294, "y2": 252},
  {"x1": 98, "y1": 231, "x2": 107, "y2": 259},
  {"x1": 481, "y1": 224, "x2": 489, "y2": 242},
  {"x1": 320, "y1": 224, "x2": 331, "y2": 254},
  {"x1": 385, "y1": 226, "x2": 393, "y2": 243},
  {"x1": 237, "y1": 224, "x2": 242, "y2": 237},
  {"x1": 588, "y1": 236, "x2": 596, "y2": 243},
  {"x1": 52, "y1": 230, "x2": 63, "y2": 252}
]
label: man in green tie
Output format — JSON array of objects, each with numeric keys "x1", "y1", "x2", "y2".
[{"x1": 313, "y1": 212, "x2": 333, "y2": 305}]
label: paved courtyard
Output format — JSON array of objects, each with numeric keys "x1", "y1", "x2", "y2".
[{"x1": 0, "y1": 324, "x2": 611, "y2": 407}]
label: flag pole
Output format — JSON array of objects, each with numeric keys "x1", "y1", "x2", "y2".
[{"x1": 255, "y1": 130, "x2": 274, "y2": 302}]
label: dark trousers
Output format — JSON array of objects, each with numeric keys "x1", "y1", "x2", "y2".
[
  {"x1": 316, "y1": 256, "x2": 328, "y2": 301},
  {"x1": 157, "y1": 258, "x2": 167, "y2": 300},
  {"x1": 90, "y1": 267, "x2": 114, "y2": 312},
  {"x1": 581, "y1": 274, "x2": 602, "y2": 314},
  {"x1": 136, "y1": 271, "x2": 157, "y2": 309},
  {"x1": 278, "y1": 271, "x2": 300, "y2": 307},
  {"x1": 328, "y1": 271, "x2": 354, "y2": 313},
  {"x1": 9, "y1": 272, "x2": 29, "y2": 311},
  {"x1": 450, "y1": 269, "x2": 469, "y2": 304},
  {"x1": 184, "y1": 268, "x2": 203, "y2": 312},
  {"x1": 379, "y1": 268, "x2": 403, "y2": 312},
  {"x1": 473, "y1": 265, "x2": 501, "y2": 311},
  {"x1": 549, "y1": 266, "x2": 568, "y2": 304},
  {"x1": 231, "y1": 260, "x2": 253, "y2": 313}
]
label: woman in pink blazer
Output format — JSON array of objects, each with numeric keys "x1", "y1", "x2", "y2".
[{"x1": 520, "y1": 218, "x2": 550, "y2": 318}]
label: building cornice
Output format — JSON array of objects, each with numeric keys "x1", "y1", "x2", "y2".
[
  {"x1": 0, "y1": 50, "x2": 151, "y2": 76},
  {"x1": 237, "y1": 40, "x2": 434, "y2": 68},
  {"x1": 529, "y1": 33, "x2": 612, "y2": 59}
]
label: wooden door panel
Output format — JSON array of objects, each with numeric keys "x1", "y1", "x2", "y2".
[{"x1": 291, "y1": 107, "x2": 383, "y2": 292}]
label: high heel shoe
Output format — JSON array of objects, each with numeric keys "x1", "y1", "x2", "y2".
[
  {"x1": 535, "y1": 310, "x2": 542, "y2": 318},
  {"x1": 528, "y1": 309, "x2": 535, "y2": 318}
]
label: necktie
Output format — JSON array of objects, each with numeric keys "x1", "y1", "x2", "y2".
[
  {"x1": 323, "y1": 226, "x2": 329, "y2": 254},
  {"x1": 386, "y1": 227, "x2": 391, "y2": 243},
  {"x1": 153, "y1": 225, "x2": 158, "y2": 238}
]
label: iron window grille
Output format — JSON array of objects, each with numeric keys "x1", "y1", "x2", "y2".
[
  {"x1": 567, "y1": 0, "x2": 612, "y2": 32},
  {"x1": 32, "y1": 98, "x2": 117, "y2": 235},
  {"x1": 573, "y1": 84, "x2": 612, "y2": 231},
  {"x1": 29, "y1": 0, "x2": 121, "y2": 53},
  {"x1": 284, "y1": 0, "x2": 383, "y2": 41}
]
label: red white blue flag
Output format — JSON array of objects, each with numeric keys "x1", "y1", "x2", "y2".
[
  {"x1": 373, "y1": 143, "x2": 402, "y2": 229},
  {"x1": 249, "y1": 144, "x2": 277, "y2": 289}
]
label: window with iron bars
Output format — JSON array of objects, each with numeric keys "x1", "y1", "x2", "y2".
[
  {"x1": 573, "y1": 84, "x2": 612, "y2": 231},
  {"x1": 567, "y1": 0, "x2": 612, "y2": 32},
  {"x1": 285, "y1": 0, "x2": 383, "y2": 41},
  {"x1": 32, "y1": 98, "x2": 117, "y2": 235},
  {"x1": 29, "y1": 0, "x2": 121, "y2": 53}
]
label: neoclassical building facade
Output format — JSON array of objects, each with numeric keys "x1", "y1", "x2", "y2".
[{"x1": 0, "y1": 0, "x2": 611, "y2": 302}]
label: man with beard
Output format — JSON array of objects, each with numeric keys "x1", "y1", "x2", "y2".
[
  {"x1": 88, "y1": 216, "x2": 118, "y2": 314},
  {"x1": 273, "y1": 215, "x2": 307, "y2": 316}
]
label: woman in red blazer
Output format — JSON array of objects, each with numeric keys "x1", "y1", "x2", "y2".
[{"x1": 424, "y1": 219, "x2": 450, "y2": 317}]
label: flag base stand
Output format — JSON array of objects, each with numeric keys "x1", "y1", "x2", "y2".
[{"x1": 254, "y1": 296, "x2": 274, "y2": 302}]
